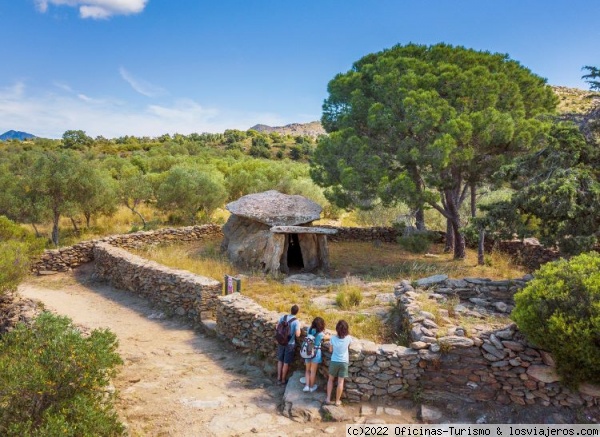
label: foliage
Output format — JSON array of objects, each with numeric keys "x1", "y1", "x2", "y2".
[
  {"x1": 311, "y1": 42, "x2": 557, "y2": 259},
  {"x1": 511, "y1": 253, "x2": 600, "y2": 387},
  {"x1": 0, "y1": 312, "x2": 124, "y2": 436},
  {"x1": 482, "y1": 122, "x2": 600, "y2": 254},
  {"x1": 61, "y1": 130, "x2": 93, "y2": 150},
  {"x1": 335, "y1": 286, "x2": 363, "y2": 309},
  {"x1": 397, "y1": 232, "x2": 435, "y2": 254},
  {"x1": 0, "y1": 216, "x2": 44, "y2": 294},
  {"x1": 582, "y1": 65, "x2": 600, "y2": 91},
  {"x1": 156, "y1": 165, "x2": 228, "y2": 224}
]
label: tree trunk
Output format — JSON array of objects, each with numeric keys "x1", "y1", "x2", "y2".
[
  {"x1": 85, "y1": 212, "x2": 92, "y2": 228},
  {"x1": 452, "y1": 219, "x2": 466, "y2": 259},
  {"x1": 31, "y1": 223, "x2": 41, "y2": 238},
  {"x1": 52, "y1": 210, "x2": 60, "y2": 247},
  {"x1": 477, "y1": 229, "x2": 485, "y2": 265},
  {"x1": 470, "y1": 182, "x2": 477, "y2": 219},
  {"x1": 132, "y1": 208, "x2": 147, "y2": 229},
  {"x1": 415, "y1": 208, "x2": 426, "y2": 231},
  {"x1": 444, "y1": 219, "x2": 454, "y2": 253},
  {"x1": 70, "y1": 217, "x2": 79, "y2": 234}
]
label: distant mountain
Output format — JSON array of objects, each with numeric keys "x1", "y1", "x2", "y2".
[
  {"x1": 0, "y1": 130, "x2": 36, "y2": 141},
  {"x1": 249, "y1": 121, "x2": 326, "y2": 138}
]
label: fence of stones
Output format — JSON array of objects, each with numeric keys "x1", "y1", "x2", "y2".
[
  {"x1": 34, "y1": 224, "x2": 597, "y2": 411},
  {"x1": 32, "y1": 224, "x2": 223, "y2": 273},
  {"x1": 394, "y1": 277, "x2": 599, "y2": 409}
]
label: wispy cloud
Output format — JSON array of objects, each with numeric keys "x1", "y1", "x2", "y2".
[
  {"x1": 34, "y1": 0, "x2": 148, "y2": 19},
  {"x1": 119, "y1": 67, "x2": 166, "y2": 98},
  {"x1": 0, "y1": 81, "x2": 283, "y2": 138}
]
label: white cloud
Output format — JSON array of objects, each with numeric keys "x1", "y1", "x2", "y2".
[
  {"x1": 34, "y1": 0, "x2": 148, "y2": 19},
  {"x1": 119, "y1": 67, "x2": 166, "y2": 98},
  {"x1": 0, "y1": 81, "x2": 285, "y2": 138}
]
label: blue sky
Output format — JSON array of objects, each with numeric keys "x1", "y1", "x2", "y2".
[{"x1": 1, "y1": 0, "x2": 599, "y2": 138}]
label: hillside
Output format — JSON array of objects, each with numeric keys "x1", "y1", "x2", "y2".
[
  {"x1": 249, "y1": 121, "x2": 325, "y2": 138},
  {"x1": 0, "y1": 130, "x2": 36, "y2": 141},
  {"x1": 552, "y1": 86, "x2": 600, "y2": 114}
]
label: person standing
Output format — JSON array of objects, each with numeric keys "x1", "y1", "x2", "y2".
[
  {"x1": 276, "y1": 304, "x2": 301, "y2": 385},
  {"x1": 325, "y1": 319, "x2": 352, "y2": 406},
  {"x1": 303, "y1": 317, "x2": 326, "y2": 392}
]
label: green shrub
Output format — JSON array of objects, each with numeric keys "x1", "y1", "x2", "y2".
[
  {"x1": 511, "y1": 253, "x2": 600, "y2": 387},
  {"x1": 0, "y1": 216, "x2": 45, "y2": 295},
  {"x1": 0, "y1": 312, "x2": 125, "y2": 436},
  {"x1": 397, "y1": 232, "x2": 434, "y2": 254},
  {"x1": 336, "y1": 286, "x2": 363, "y2": 309}
]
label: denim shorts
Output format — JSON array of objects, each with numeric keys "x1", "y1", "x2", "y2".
[
  {"x1": 277, "y1": 343, "x2": 296, "y2": 364},
  {"x1": 304, "y1": 348, "x2": 322, "y2": 364}
]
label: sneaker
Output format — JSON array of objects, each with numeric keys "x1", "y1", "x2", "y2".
[
  {"x1": 302, "y1": 385, "x2": 310, "y2": 392},
  {"x1": 299, "y1": 377, "x2": 306, "y2": 384},
  {"x1": 309, "y1": 385, "x2": 318, "y2": 392}
]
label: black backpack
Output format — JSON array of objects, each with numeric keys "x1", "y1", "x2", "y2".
[{"x1": 275, "y1": 316, "x2": 296, "y2": 346}]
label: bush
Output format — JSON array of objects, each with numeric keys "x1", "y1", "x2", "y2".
[
  {"x1": 0, "y1": 312, "x2": 125, "y2": 436},
  {"x1": 397, "y1": 232, "x2": 434, "y2": 254},
  {"x1": 511, "y1": 253, "x2": 600, "y2": 387},
  {"x1": 0, "y1": 216, "x2": 44, "y2": 295},
  {"x1": 336, "y1": 286, "x2": 363, "y2": 309}
]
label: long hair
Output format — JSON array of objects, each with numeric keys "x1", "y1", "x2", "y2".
[
  {"x1": 310, "y1": 317, "x2": 325, "y2": 333},
  {"x1": 336, "y1": 320, "x2": 349, "y2": 339}
]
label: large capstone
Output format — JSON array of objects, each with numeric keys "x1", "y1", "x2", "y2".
[{"x1": 225, "y1": 190, "x2": 322, "y2": 226}]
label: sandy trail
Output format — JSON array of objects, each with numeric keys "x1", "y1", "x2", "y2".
[{"x1": 19, "y1": 264, "x2": 355, "y2": 436}]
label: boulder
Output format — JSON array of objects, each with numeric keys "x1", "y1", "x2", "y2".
[
  {"x1": 415, "y1": 275, "x2": 448, "y2": 287},
  {"x1": 526, "y1": 365, "x2": 560, "y2": 383},
  {"x1": 225, "y1": 190, "x2": 322, "y2": 226}
]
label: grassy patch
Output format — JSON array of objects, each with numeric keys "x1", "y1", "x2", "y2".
[{"x1": 131, "y1": 237, "x2": 524, "y2": 342}]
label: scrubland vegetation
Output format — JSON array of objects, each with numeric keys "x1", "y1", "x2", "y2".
[{"x1": 0, "y1": 45, "x2": 599, "y2": 430}]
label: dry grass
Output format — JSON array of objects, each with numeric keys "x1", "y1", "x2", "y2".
[
  {"x1": 328, "y1": 241, "x2": 526, "y2": 281},
  {"x1": 131, "y1": 237, "x2": 525, "y2": 343}
]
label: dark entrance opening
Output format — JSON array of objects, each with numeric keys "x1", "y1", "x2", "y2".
[{"x1": 287, "y1": 233, "x2": 304, "y2": 271}]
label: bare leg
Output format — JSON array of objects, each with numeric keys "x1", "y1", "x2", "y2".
[
  {"x1": 281, "y1": 363, "x2": 290, "y2": 383},
  {"x1": 326, "y1": 375, "x2": 335, "y2": 403},
  {"x1": 304, "y1": 363, "x2": 311, "y2": 388},
  {"x1": 308, "y1": 362, "x2": 318, "y2": 387},
  {"x1": 277, "y1": 360, "x2": 283, "y2": 382},
  {"x1": 336, "y1": 377, "x2": 345, "y2": 403}
]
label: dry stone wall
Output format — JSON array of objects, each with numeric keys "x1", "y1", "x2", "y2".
[
  {"x1": 28, "y1": 223, "x2": 596, "y2": 412},
  {"x1": 32, "y1": 224, "x2": 223, "y2": 273},
  {"x1": 394, "y1": 278, "x2": 599, "y2": 410},
  {"x1": 93, "y1": 243, "x2": 221, "y2": 322},
  {"x1": 215, "y1": 276, "x2": 598, "y2": 412}
]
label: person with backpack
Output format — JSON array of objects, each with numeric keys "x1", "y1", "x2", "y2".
[
  {"x1": 325, "y1": 319, "x2": 353, "y2": 406},
  {"x1": 275, "y1": 304, "x2": 301, "y2": 386},
  {"x1": 301, "y1": 317, "x2": 326, "y2": 393}
]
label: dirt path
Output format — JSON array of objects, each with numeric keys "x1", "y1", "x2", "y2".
[{"x1": 19, "y1": 264, "x2": 361, "y2": 436}]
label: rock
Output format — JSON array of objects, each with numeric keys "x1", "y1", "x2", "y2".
[
  {"x1": 415, "y1": 275, "x2": 448, "y2": 287},
  {"x1": 322, "y1": 405, "x2": 352, "y2": 422},
  {"x1": 540, "y1": 350, "x2": 556, "y2": 367},
  {"x1": 360, "y1": 405, "x2": 375, "y2": 416},
  {"x1": 420, "y1": 405, "x2": 443, "y2": 423},
  {"x1": 410, "y1": 341, "x2": 429, "y2": 350},
  {"x1": 375, "y1": 293, "x2": 396, "y2": 304},
  {"x1": 493, "y1": 302, "x2": 509, "y2": 313},
  {"x1": 527, "y1": 365, "x2": 561, "y2": 383},
  {"x1": 282, "y1": 371, "x2": 324, "y2": 422},
  {"x1": 579, "y1": 383, "x2": 600, "y2": 397},
  {"x1": 438, "y1": 336, "x2": 474, "y2": 348},
  {"x1": 284, "y1": 274, "x2": 344, "y2": 289},
  {"x1": 225, "y1": 190, "x2": 322, "y2": 226}
]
